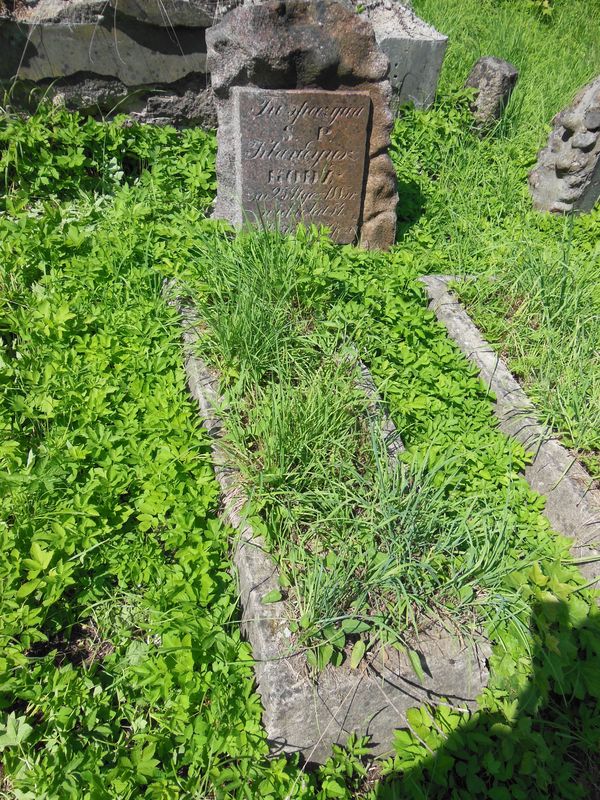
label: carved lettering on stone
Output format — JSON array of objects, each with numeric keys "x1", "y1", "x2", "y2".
[{"x1": 235, "y1": 88, "x2": 370, "y2": 243}]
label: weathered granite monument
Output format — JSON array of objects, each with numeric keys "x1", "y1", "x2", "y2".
[
  {"x1": 240, "y1": 0, "x2": 448, "y2": 111},
  {"x1": 236, "y1": 89, "x2": 371, "y2": 243},
  {"x1": 529, "y1": 75, "x2": 600, "y2": 214},
  {"x1": 206, "y1": 0, "x2": 398, "y2": 249}
]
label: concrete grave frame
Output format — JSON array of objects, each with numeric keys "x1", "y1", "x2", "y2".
[
  {"x1": 421, "y1": 276, "x2": 600, "y2": 592},
  {"x1": 170, "y1": 287, "x2": 490, "y2": 764}
]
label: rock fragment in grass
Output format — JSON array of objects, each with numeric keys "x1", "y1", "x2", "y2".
[{"x1": 464, "y1": 56, "x2": 519, "y2": 127}]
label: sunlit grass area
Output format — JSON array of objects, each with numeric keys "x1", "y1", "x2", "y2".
[
  {"x1": 0, "y1": 0, "x2": 599, "y2": 796},
  {"x1": 395, "y1": 0, "x2": 600, "y2": 475}
]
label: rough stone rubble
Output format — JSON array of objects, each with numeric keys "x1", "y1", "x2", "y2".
[{"x1": 0, "y1": 0, "x2": 447, "y2": 126}]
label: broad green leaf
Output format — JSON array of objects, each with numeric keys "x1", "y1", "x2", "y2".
[
  {"x1": 408, "y1": 648, "x2": 425, "y2": 684},
  {"x1": 30, "y1": 542, "x2": 53, "y2": 570},
  {"x1": 350, "y1": 640, "x2": 366, "y2": 669},
  {"x1": 341, "y1": 618, "x2": 370, "y2": 635},
  {"x1": 0, "y1": 714, "x2": 34, "y2": 749},
  {"x1": 322, "y1": 779, "x2": 346, "y2": 798},
  {"x1": 261, "y1": 589, "x2": 283, "y2": 604}
]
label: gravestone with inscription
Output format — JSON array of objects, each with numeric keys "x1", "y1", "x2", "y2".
[
  {"x1": 236, "y1": 88, "x2": 370, "y2": 242},
  {"x1": 207, "y1": 0, "x2": 398, "y2": 249}
]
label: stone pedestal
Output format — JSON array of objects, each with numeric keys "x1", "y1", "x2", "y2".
[
  {"x1": 360, "y1": 1, "x2": 448, "y2": 111},
  {"x1": 0, "y1": 0, "x2": 234, "y2": 127}
]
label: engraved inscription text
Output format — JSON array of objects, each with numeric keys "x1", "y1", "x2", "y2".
[{"x1": 236, "y1": 88, "x2": 370, "y2": 243}]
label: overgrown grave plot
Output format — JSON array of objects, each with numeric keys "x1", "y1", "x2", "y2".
[
  {"x1": 454, "y1": 247, "x2": 600, "y2": 481},
  {"x1": 165, "y1": 225, "x2": 567, "y2": 762},
  {"x1": 2, "y1": 99, "x2": 599, "y2": 796},
  {"x1": 387, "y1": 0, "x2": 600, "y2": 481}
]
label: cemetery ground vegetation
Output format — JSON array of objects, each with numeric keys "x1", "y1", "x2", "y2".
[
  {"x1": 1, "y1": 0, "x2": 600, "y2": 795},
  {"x1": 403, "y1": 0, "x2": 600, "y2": 477},
  {"x1": 178, "y1": 227, "x2": 529, "y2": 668}
]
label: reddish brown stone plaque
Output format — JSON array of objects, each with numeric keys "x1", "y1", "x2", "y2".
[{"x1": 235, "y1": 88, "x2": 371, "y2": 243}]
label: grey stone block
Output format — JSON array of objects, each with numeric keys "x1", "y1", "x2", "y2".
[
  {"x1": 5, "y1": 73, "x2": 217, "y2": 128},
  {"x1": 465, "y1": 56, "x2": 518, "y2": 126},
  {"x1": 362, "y1": 2, "x2": 448, "y2": 110},
  {"x1": 110, "y1": 0, "x2": 229, "y2": 27},
  {"x1": 15, "y1": 0, "x2": 237, "y2": 26},
  {"x1": 421, "y1": 275, "x2": 600, "y2": 592},
  {"x1": 0, "y1": 17, "x2": 207, "y2": 85},
  {"x1": 15, "y1": 0, "x2": 107, "y2": 24},
  {"x1": 0, "y1": 2, "x2": 217, "y2": 128},
  {"x1": 172, "y1": 289, "x2": 490, "y2": 764}
]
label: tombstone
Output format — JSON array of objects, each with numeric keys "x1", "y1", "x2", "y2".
[
  {"x1": 465, "y1": 56, "x2": 519, "y2": 127},
  {"x1": 361, "y1": 1, "x2": 448, "y2": 111},
  {"x1": 206, "y1": 0, "x2": 398, "y2": 249},
  {"x1": 529, "y1": 76, "x2": 600, "y2": 214},
  {"x1": 240, "y1": 0, "x2": 448, "y2": 110}
]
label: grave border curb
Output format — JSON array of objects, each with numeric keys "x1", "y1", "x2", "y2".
[{"x1": 421, "y1": 275, "x2": 600, "y2": 590}]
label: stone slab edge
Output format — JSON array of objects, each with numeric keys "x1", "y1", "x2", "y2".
[
  {"x1": 169, "y1": 286, "x2": 490, "y2": 764},
  {"x1": 0, "y1": 18, "x2": 207, "y2": 85},
  {"x1": 421, "y1": 275, "x2": 600, "y2": 590}
]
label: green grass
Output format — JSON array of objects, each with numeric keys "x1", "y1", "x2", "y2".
[
  {"x1": 0, "y1": 101, "x2": 598, "y2": 799},
  {"x1": 393, "y1": 0, "x2": 600, "y2": 475}
]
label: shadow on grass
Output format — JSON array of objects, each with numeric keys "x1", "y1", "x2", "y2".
[
  {"x1": 373, "y1": 598, "x2": 600, "y2": 799},
  {"x1": 395, "y1": 178, "x2": 427, "y2": 243}
]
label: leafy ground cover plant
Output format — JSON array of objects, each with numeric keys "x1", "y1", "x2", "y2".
[{"x1": 0, "y1": 109, "x2": 302, "y2": 799}]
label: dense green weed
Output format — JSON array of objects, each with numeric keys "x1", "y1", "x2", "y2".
[
  {"x1": 0, "y1": 185, "x2": 271, "y2": 797},
  {"x1": 1, "y1": 6, "x2": 600, "y2": 788}
]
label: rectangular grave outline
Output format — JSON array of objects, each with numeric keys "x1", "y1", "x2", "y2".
[
  {"x1": 233, "y1": 87, "x2": 372, "y2": 244},
  {"x1": 168, "y1": 285, "x2": 490, "y2": 764}
]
